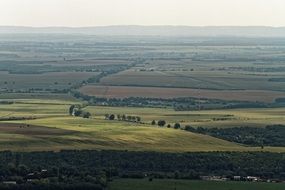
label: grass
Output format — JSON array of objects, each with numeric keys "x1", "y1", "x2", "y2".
[
  {"x1": 109, "y1": 179, "x2": 285, "y2": 190},
  {"x1": 2, "y1": 116, "x2": 257, "y2": 152},
  {"x1": 0, "y1": 99, "x2": 285, "y2": 152}
]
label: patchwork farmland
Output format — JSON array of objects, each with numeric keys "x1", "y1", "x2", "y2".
[
  {"x1": 80, "y1": 85, "x2": 285, "y2": 103},
  {"x1": 0, "y1": 31, "x2": 285, "y2": 189}
]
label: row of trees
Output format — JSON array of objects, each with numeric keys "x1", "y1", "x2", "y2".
[
  {"x1": 0, "y1": 150, "x2": 284, "y2": 186},
  {"x1": 184, "y1": 125, "x2": 285, "y2": 147},
  {"x1": 105, "y1": 114, "x2": 141, "y2": 123},
  {"x1": 151, "y1": 120, "x2": 181, "y2": 129},
  {"x1": 71, "y1": 91, "x2": 273, "y2": 111},
  {"x1": 104, "y1": 115, "x2": 181, "y2": 130}
]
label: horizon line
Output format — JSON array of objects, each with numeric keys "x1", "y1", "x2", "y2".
[{"x1": 1, "y1": 25, "x2": 285, "y2": 28}]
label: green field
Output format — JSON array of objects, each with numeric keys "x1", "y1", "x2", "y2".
[
  {"x1": 0, "y1": 99, "x2": 285, "y2": 152},
  {"x1": 109, "y1": 179, "x2": 285, "y2": 190}
]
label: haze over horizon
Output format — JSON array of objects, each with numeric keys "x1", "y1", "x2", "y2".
[{"x1": 1, "y1": 0, "x2": 285, "y2": 27}]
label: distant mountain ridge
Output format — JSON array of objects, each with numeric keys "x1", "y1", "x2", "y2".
[{"x1": 1, "y1": 26, "x2": 285, "y2": 37}]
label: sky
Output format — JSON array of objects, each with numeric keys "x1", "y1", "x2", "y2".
[{"x1": 0, "y1": 0, "x2": 284, "y2": 27}]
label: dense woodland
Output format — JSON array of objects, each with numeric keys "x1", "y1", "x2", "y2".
[
  {"x1": 185, "y1": 125, "x2": 285, "y2": 147},
  {"x1": 0, "y1": 150, "x2": 284, "y2": 189}
]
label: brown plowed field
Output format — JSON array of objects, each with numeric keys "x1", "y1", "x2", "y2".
[
  {"x1": 0, "y1": 123, "x2": 75, "y2": 136},
  {"x1": 79, "y1": 85, "x2": 285, "y2": 103}
]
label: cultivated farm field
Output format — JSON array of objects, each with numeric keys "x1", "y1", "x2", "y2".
[
  {"x1": 0, "y1": 35, "x2": 285, "y2": 153},
  {"x1": 80, "y1": 85, "x2": 285, "y2": 103},
  {"x1": 0, "y1": 99, "x2": 285, "y2": 152},
  {"x1": 99, "y1": 60, "x2": 285, "y2": 92},
  {"x1": 86, "y1": 106, "x2": 285, "y2": 128},
  {"x1": 0, "y1": 71, "x2": 98, "y2": 90}
]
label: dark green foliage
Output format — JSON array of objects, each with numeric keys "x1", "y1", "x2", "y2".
[
  {"x1": 0, "y1": 101, "x2": 14, "y2": 105},
  {"x1": 0, "y1": 150, "x2": 285, "y2": 182},
  {"x1": 275, "y1": 98, "x2": 285, "y2": 103},
  {"x1": 82, "y1": 112, "x2": 91, "y2": 118},
  {"x1": 157, "y1": 120, "x2": 166, "y2": 127},
  {"x1": 69, "y1": 105, "x2": 75, "y2": 115},
  {"x1": 73, "y1": 93, "x2": 275, "y2": 111},
  {"x1": 185, "y1": 125, "x2": 285, "y2": 147},
  {"x1": 0, "y1": 183, "x2": 103, "y2": 190},
  {"x1": 73, "y1": 109, "x2": 82, "y2": 117},
  {"x1": 174, "y1": 123, "x2": 181, "y2": 129},
  {"x1": 185, "y1": 125, "x2": 194, "y2": 131},
  {"x1": 269, "y1": 78, "x2": 285, "y2": 82},
  {"x1": 136, "y1": 117, "x2": 141, "y2": 122},
  {"x1": 109, "y1": 114, "x2": 115, "y2": 120},
  {"x1": 69, "y1": 105, "x2": 90, "y2": 119},
  {"x1": 105, "y1": 114, "x2": 141, "y2": 122}
]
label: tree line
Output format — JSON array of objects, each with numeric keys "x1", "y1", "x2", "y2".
[
  {"x1": 70, "y1": 91, "x2": 275, "y2": 111},
  {"x1": 184, "y1": 125, "x2": 285, "y2": 147},
  {"x1": 0, "y1": 150, "x2": 284, "y2": 189},
  {"x1": 105, "y1": 114, "x2": 141, "y2": 123}
]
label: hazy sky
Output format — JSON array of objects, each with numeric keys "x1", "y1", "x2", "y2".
[{"x1": 0, "y1": 0, "x2": 284, "y2": 27}]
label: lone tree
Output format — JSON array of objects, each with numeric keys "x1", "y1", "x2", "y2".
[
  {"x1": 73, "y1": 109, "x2": 82, "y2": 117},
  {"x1": 167, "y1": 124, "x2": 171, "y2": 128},
  {"x1": 83, "y1": 112, "x2": 91, "y2": 118},
  {"x1": 151, "y1": 120, "x2": 156, "y2": 125},
  {"x1": 174, "y1": 123, "x2": 181, "y2": 129},
  {"x1": 136, "y1": 116, "x2": 141, "y2": 122},
  {"x1": 69, "y1": 105, "x2": 75, "y2": 115},
  {"x1": 109, "y1": 114, "x2": 115, "y2": 120},
  {"x1": 127, "y1": 116, "x2": 132, "y2": 121},
  {"x1": 157, "y1": 120, "x2": 166, "y2": 127},
  {"x1": 131, "y1": 116, "x2": 136, "y2": 122}
]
